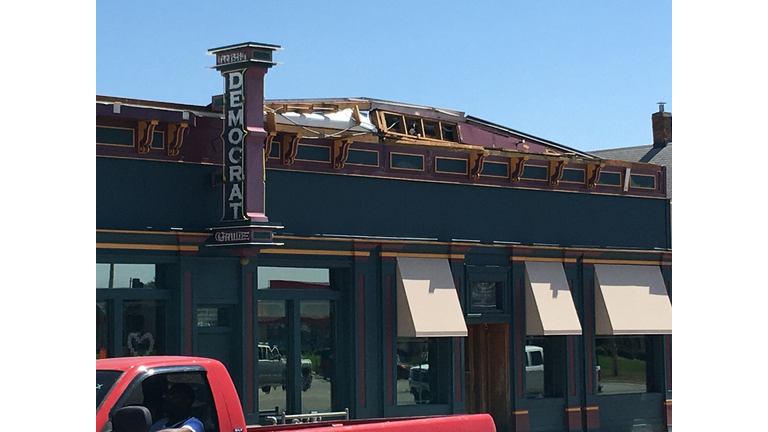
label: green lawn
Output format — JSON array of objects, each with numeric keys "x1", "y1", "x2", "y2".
[{"x1": 597, "y1": 355, "x2": 646, "y2": 384}]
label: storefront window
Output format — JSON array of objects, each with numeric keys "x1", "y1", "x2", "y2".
[
  {"x1": 396, "y1": 338, "x2": 440, "y2": 405},
  {"x1": 257, "y1": 267, "x2": 330, "y2": 290},
  {"x1": 122, "y1": 300, "x2": 166, "y2": 356},
  {"x1": 595, "y1": 336, "x2": 650, "y2": 395},
  {"x1": 525, "y1": 336, "x2": 565, "y2": 398},
  {"x1": 97, "y1": 263, "x2": 157, "y2": 288}
]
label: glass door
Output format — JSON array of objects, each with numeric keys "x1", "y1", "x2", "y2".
[
  {"x1": 300, "y1": 300, "x2": 333, "y2": 414},
  {"x1": 257, "y1": 299, "x2": 336, "y2": 417}
]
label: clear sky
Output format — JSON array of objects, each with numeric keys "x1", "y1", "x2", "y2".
[{"x1": 96, "y1": 1, "x2": 671, "y2": 153}]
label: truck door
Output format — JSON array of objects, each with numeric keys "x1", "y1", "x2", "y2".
[{"x1": 110, "y1": 369, "x2": 220, "y2": 432}]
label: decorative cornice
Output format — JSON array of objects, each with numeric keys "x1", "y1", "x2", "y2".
[
  {"x1": 549, "y1": 159, "x2": 567, "y2": 186},
  {"x1": 137, "y1": 120, "x2": 158, "y2": 154},
  {"x1": 167, "y1": 123, "x2": 188, "y2": 156},
  {"x1": 509, "y1": 156, "x2": 528, "y2": 183},
  {"x1": 468, "y1": 152, "x2": 486, "y2": 180}
]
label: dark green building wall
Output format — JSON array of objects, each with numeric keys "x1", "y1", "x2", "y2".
[{"x1": 97, "y1": 158, "x2": 671, "y2": 250}]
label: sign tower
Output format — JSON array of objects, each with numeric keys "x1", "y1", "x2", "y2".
[{"x1": 207, "y1": 42, "x2": 283, "y2": 248}]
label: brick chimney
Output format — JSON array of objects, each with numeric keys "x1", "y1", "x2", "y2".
[{"x1": 652, "y1": 102, "x2": 672, "y2": 148}]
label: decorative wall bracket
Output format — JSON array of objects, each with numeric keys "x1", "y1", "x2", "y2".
[
  {"x1": 264, "y1": 111, "x2": 278, "y2": 158},
  {"x1": 264, "y1": 133, "x2": 277, "y2": 159},
  {"x1": 509, "y1": 156, "x2": 529, "y2": 183},
  {"x1": 468, "y1": 152, "x2": 486, "y2": 180},
  {"x1": 166, "y1": 123, "x2": 188, "y2": 156},
  {"x1": 586, "y1": 163, "x2": 605, "y2": 189},
  {"x1": 332, "y1": 138, "x2": 354, "y2": 169},
  {"x1": 281, "y1": 133, "x2": 301, "y2": 165},
  {"x1": 137, "y1": 120, "x2": 158, "y2": 154},
  {"x1": 549, "y1": 159, "x2": 567, "y2": 186}
]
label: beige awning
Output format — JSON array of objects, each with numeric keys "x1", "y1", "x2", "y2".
[
  {"x1": 594, "y1": 264, "x2": 672, "y2": 335},
  {"x1": 525, "y1": 261, "x2": 583, "y2": 335},
  {"x1": 396, "y1": 257, "x2": 468, "y2": 337}
]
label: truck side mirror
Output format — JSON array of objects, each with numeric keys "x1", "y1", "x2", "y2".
[{"x1": 112, "y1": 406, "x2": 152, "y2": 432}]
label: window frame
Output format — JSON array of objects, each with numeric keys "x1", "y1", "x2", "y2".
[
  {"x1": 465, "y1": 265, "x2": 510, "y2": 319},
  {"x1": 375, "y1": 110, "x2": 460, "y2": 143}
]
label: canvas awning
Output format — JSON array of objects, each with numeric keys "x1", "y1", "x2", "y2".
[
  {"x1": 396, "y1": 257, "x2": 468, "y2": 337},
  {"x1": 524, "y1": 261, "x2": 583, "y2": 335},
  {"x1": 594, "y1": 264, "x2": 672, "y2": 335}
]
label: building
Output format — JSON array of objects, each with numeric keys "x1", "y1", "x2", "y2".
[
  {"x1": 591, "y1": 104, "x2": 672, "y2": 199},
  {"x1": 96, "y1": 42, "x2": 672, "y2": 432}
]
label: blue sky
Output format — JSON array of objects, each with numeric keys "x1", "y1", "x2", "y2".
[{"x1": 96, "y1": 1, "x2": 671, "y2": 152}]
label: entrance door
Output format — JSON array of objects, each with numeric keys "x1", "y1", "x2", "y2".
[
  {"x1": 257, "y1": 298, "x2": 336, "y2": 418},
  {"x1": 466, "y1": 323, "x2": 511, "y2": 432}
]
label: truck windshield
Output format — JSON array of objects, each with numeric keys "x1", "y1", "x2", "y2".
[{"x1": 97, "y1": 370, "x2": 123, "y2": 409}]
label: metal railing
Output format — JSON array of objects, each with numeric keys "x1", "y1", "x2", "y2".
[{"x1": 265, "y1": 408, "x2": 349, "y2": 425}]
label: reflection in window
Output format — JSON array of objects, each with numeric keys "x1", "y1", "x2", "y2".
[
  {"x1": 97, "y1": 263, "x2": 157, "y2": 288},
  {"x1": 301, "y1": 300, "x2": 334, "y2": 413},
  {"x1": 96, "y1": 370, "x2": 122, "y2": 408},
  {"x1": 97, "y1": 302, "x2": 109, "y2": 359},
  {"x1": 122, "y1": 300, "x2": 165, "y2": 356},
  {"x1": 258, "y1": 300, "x2": 287, "y2": 417},
  {"x1": 396, "y1": 338, "x2": 439, "y2": 405},
  {"x1": 257, "y1": 267, "x2": 330, "y2": 290},
  {"x1": 197, "y1": 307, "x2": 230, "y2": 327},
  {"x1": 595, "y1": 336, "x2": 650, "y2": 395},
  {"x1": 525, "y1": 336, "x2": 564, "y2": 398}
]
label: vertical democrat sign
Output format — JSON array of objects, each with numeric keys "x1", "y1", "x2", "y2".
[{"x1": 222, "y1": 69, "x2": 247, "y2": 221}]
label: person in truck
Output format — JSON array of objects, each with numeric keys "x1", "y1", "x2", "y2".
[{"x1": 149, "y1": 383, "x2": 205, "y2": 432}]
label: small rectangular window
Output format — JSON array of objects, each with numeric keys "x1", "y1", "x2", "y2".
[
  {"x1": 441, "y1": 124, "x2": 456, "y2": 142},
  {"x1": 384, "y1": 114, "x2": 404, "y2": 134},
  {"x1": 257, "y1": 267, "x2": 331, "y2": 290},
  {"x1": 422, "y1": 121, "x2": 439, "y2": 139},
  {"x1": 630, "y1": 174, "x2": 656, "y2": 189},
  {"x1": 521, "y1": 165, "x2": 548, "y2": 181},
  {"x1": 390, "y1": 153, "x2": 425, "y2": 171},
  {"x1": 197, "y1": 307, "x2": 230, "y2": 328},
  {"x1": 404, "y1": 117, "x2": 423, "y2": 137},
  {"x1": 470, "y1": 281, "x2": 502, "y2": 312},
  {"x1": 97, "y1": 263, "x2": 157, "y2": 289},
  {"x1": 597, "y1": 171, "x2": 622, "y2": 186}
]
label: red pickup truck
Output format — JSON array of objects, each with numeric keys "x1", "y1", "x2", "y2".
[{"x1": 97, "y1": 356, "x2": 495, "y2": 432}]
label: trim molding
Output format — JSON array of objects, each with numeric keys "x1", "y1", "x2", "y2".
[
  {"x1": 380, "y1": 252, "x2": 465, "y2": 260},
  {"x1": 96, "y1": 243, "x2": 199, "y2": 252}
]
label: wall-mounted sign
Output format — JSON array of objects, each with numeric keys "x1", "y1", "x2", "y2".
[
  {"x1": 217, "y1": 51, "x2": 248, "y2": 66},
  {"x1": 222, "y1": 69, "x2": 247, "y2": 221},
  {"x1": 207, "y1": 224, "x2": 285, "y2": 247},
  {"x1": 470, "y1": 281, "x2": 501, "y2": 310}
]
